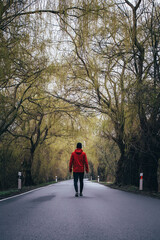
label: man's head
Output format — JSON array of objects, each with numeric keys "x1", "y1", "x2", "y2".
[{"x1": 77, "y1": 142, "x2": 82, "y2": 149}]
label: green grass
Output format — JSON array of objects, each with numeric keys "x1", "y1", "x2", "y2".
[{"x1": 0, "y1": 189, "x2": 19, "y2": 196}]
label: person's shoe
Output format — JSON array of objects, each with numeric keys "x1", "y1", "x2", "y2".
[
  {"x1": 75, "y1": 192, "x2": 78, "y2": 197},
  {"x1": 80, "y1": 192, "x2": 83, "y2": 196}
]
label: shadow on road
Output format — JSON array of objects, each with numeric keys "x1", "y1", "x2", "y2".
[
  {"x1": 67, "y1": 196, "x2": 93, "y2": 199},
  {"x1": 31, "y1": 194, "x2": 56, "y2": 202}
]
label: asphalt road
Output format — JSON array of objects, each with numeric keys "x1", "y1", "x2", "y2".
[{"x1": 0, "y1": 179, "x2": 160, "y2": 240}]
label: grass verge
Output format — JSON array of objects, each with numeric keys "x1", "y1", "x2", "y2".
[
  {"x1": 0, "y1": 181, "x2": 56, "y2": 200},
  {"x1": 95, "y1": 181, "x2": 160, "y2": 199}
]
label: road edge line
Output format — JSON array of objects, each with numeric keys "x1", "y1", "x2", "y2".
[{"x1": 0, "y1": 184, "x2": 56, "y2": 202}]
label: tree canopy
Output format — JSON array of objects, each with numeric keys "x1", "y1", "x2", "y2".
[{"x1": 0, "y1": 0, "x2": 160, "y2": 191}]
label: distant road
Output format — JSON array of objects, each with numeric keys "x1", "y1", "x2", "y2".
[{"x1": 0, "y1": 180, "x2": 160, "y2": 240}]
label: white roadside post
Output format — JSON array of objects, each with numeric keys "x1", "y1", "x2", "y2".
[
  {"x1": 91, "y1": 176, "x2": 92, "y2": 181},
  {"x1": 139, "y1": 173, "x2": 143, "y2": 190},
  {"x1": 18, "y1": 172, "x2": 22, "y2": 190},
  {"x1": 55, "y1": 176, "x2": 58, "y2": 182},
  {"x1": 98, "y1": 176, "x2": 99, "y2": 183}
]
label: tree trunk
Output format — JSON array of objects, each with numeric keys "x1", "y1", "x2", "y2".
[
  {"x1": 23, "y1": 151, "x2": 34, "y2": 186},
  {"x1": 116, "y1": 137, "x2": 159, "y2": 191},
  {"x1": 115, "y1": 149, "x2": 139, "y2": 187},
  {"x1": 24, "y1": 168, "x2": 33, "y2": 186},
  {"x1": 158, "y1": 159, "x2": 160, "y2": 192},
  {"x1": 139, "y1": 151, "x2": 158, "y2": 192}
]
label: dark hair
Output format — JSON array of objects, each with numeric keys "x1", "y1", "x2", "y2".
[{"x1": 77, "y1": 142, "x2": 82, "y2": 149}]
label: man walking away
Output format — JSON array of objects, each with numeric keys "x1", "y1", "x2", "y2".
[{"x1": 69, "y1": 142, "x2": 89, "y2": 197}]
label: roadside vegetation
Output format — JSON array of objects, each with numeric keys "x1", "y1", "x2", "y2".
[
  {"x1": 0, "y1": 0, "x2": 160, "y2": 192},
  {"x1": 99, "y1": 181, "x2": 160, "y2": 199},
  {"x1": 0, "y1": 181, "x2": 56, "y2": 200}
]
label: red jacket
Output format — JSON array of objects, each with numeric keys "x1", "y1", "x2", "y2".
[{"x1": 69, "y1": 148, "x2": 89, "y2": 173}]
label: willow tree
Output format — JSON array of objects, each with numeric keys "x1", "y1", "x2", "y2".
[
  {"x1": 0, "y1": 0, "x2": 51, "y2": 186},
  {"x1": 116, "y1": 0, "x2": 160, "y2": 191},
  {"x1": 0, "y1": 0, "x2": 85, "y2": 138},
  {"x1": 47, "y1": 0, "x2": 138, "y2": 185},
  {"x1": 44, "y1": 0, "x2": 160, "y2": 191},
  {"x1": 0, "y1": 0, "x2": 48, "y2": 137},
  {"x1": 1, "y1": 0, "x2": 160, "y2": 190},
  {"x1": 0, "y1": 0, "x2": 89, "y2": 187}
]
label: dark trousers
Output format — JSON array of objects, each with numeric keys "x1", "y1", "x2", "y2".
[{"x1": 73, "y1": 172, "x2": 84, "y2": 193}]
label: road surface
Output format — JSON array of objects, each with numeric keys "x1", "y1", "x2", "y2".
[{"x1": 0, "y1": 179, "x2": 160, "y2": 240}]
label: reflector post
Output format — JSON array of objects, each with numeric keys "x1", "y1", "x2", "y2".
[{"x1": 139, "y1": 173, "x2": 143, "y2": 190}]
